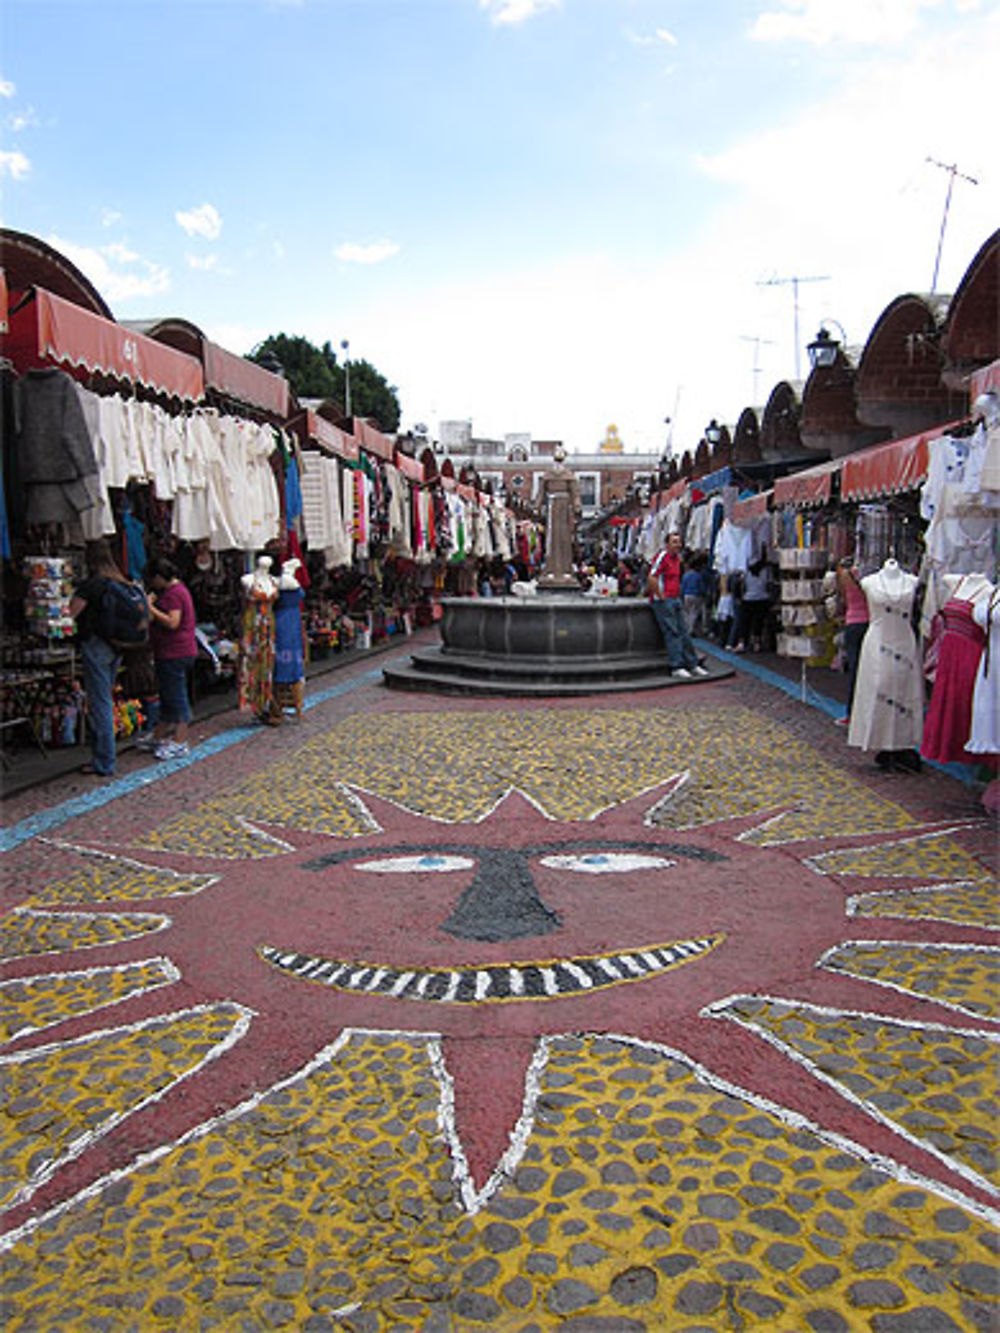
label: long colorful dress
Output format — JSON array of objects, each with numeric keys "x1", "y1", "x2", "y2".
[
  {"x1": 921, "y1": 597, "x2": 986, "y2": 762},
  {"x1": 238, "y1": 587, "x2": 276, "y2": 716}
]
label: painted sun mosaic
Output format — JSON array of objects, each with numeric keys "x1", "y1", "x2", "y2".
[{"x1": 1, "y1": 704, "x2": 998, "y2": 1331}]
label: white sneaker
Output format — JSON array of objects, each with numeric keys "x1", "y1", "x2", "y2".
[
  {"x1": 135, "y1": 734, "x2": 159, "y2": 752},
  {"x1": 672, "y1": 668, "x2": 692, "y2": 680},
  {"x1": 693, "y1": 665, "x2": 710, "y2": 677},
  {"x1": 154, "y1": 741, "x2": 190, "y2": 761}
]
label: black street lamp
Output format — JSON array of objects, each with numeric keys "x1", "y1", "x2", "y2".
[{"x1": 807, "y1": 327, "x2": 841, "y2": 370}]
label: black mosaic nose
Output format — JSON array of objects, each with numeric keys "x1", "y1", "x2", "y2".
[{"x1": 441, "y1": 848, "x2": 561, "y2": 942}]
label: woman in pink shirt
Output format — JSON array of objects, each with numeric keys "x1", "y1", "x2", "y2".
[
  {"x1": 143, "y1": 555, "x2": 197, "y2": 761},
  {"x1": 837, "y1": 557, "x2": 870, "y2": 725}
]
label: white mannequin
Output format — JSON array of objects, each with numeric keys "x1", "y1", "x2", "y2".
[
  {"x1": 242, "y1": 555, "x2": 277, "y2": 598},
  {"x1": 942, "y1": 570, "x2": 995, "y2": 607},
  {"x1": 278, "y1": 557, "x2": 301, "y2": 591},
  {"x1": 850, "y1": 556, "x2": 923, "y2": 761}
]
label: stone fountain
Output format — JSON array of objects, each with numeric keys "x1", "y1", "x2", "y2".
[{"x1": 383, "y1": 448, "x2": 731, "y2": 696}]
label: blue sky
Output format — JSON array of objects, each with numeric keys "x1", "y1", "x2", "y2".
[{"x1": 2, "y1": 0, "x2": 997, "y2": 458}]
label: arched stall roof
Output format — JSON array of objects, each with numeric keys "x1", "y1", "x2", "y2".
[
  {"x1": 854, "y1": 292, "x2": 964, "y2": 435},
  {"x1": 759, "y1": 381, "x2": 804, "y2": 458},
  {"x1": 124, "y1": 317, "x2": 290, "y2": 418},
  {"x1": 0, "y1": 227, "x2": 113, "y2": 319},
  {"x1": 942, "y1": 228, "x2": 999, "y2": 378},
  {"x1": 4, "y1": 286, "x2": 204, "y2": 401},
  {"x1": 732, "y1": 407, "x2": 762, "y2": 463},
  {"x1": 799, "y1": 344, "x2": 888, "y2": 459}
]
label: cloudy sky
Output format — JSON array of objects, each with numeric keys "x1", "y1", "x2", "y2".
[{"x1": 2, "y1": 0, "x2": 996, "y2": 458}]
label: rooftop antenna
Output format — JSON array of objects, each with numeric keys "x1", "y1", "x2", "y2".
[
  {"x1": 926, "y1": 157, "x2": 978, "y2": 293},
  {"x1": 757, "y1": 273, "x2": 829, "y2": 381},
  {"x1": 741, "y1": 334, "x2": 775, "y2": 403}
]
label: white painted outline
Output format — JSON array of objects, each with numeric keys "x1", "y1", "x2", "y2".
[
  {"x1": 805, "y1": 823, "x2": 990, "y2": 879},
  {"x1": 36, "y1": 838, "x2": 220, "y2": 895},
  {"x1": 0, "y1": 956, "x2": 181, "y2": 1043},
  {"x1": 847, "y1": 880, "x2": 1000, "y2": 929},
  {"x1": 352, "y1": 854, "x2": 475, "y2": 874},
  {"x1": 704, "y1": 992, "x2": 1000, "y2": 1205},
  {"x1": 429, "y1": 1031, "x2": 550, "y2": 1213},
  {"x1": 0, "y1": 1001, "x2": 253, "y2": 1218},
  {"x1": 2, "y1": 906, "x2": 172, "y2": 960},
  {"x1": 816, "y1": 940, "x2": 1000, "y2": 1024}
]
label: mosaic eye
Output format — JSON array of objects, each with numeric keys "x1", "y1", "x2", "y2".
[
  {"x1": 353, "y1": 854, "x2": 475, "y2": 874},
  {"x1": 539, "y1": 853, "x2": 677, "y2": 874}
]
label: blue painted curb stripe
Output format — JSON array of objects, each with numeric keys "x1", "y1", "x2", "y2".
[{"x1": 0, "y1": 666, "x2": 384, "y2": 854}]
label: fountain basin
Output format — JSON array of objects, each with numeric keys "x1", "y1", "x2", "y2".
[{"x1": 382, "y1": 596, "x2": 731, "y2": 696}]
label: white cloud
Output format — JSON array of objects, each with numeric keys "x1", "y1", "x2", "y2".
[
  {"x1": 0, "y1": 78, "x2": 15, "y2": 98},
  {"x1": 175, "y1": 202, "x2": 223, "y2": 240},
  {"x1": 334, "y1": 239, "x2": 400, "y2": 265},
  {"x1": 101, "y1": 208, "x2": 123, "y2": 228},
  {"x1": 8, "y1": 108, "x2": 39, "y2": 132},
  {"x1": 46, "y1": 234, "x2": 170, "y2": 304},
  {"x1": 479, "y1": 0, "x2": 560, "y2": 26},
  {"x1": 626, "y1": 26, "x2": 679, "y2": 46},
  {"x1": 0, "y1": 150, "x2": 29, "y2": 180},
  {"x1": 186, "y1": 252, "x2": 219, "y2": 271},
  {"x1": 749, "y1": 0, "x2": 947, "y2": 45}
]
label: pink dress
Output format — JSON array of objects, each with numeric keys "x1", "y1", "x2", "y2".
[{"x1": 920, "y1": 598, "x2": 986, "y2": 763}]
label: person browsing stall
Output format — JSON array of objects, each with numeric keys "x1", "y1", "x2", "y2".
[{"x1": 144, "y1": 556, "x2": 197, "y2": 761}]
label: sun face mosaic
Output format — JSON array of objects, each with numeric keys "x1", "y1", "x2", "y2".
[{"x1": 1, "y1": 702, "x2": 998, "y2": 1332}]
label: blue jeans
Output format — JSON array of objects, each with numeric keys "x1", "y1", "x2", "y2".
[
  {"x1": 81, "y1": 636, "x2": 120, "y2": 774},
  {"x1": 155, "y1": 657, "x2": 195, "y2": 724},
  {"x1": 651, "y1": 598, "x2": 698, "y2": 671}
]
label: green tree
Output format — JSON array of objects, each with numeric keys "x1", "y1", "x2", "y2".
[{"x1": 248, "y1": 334, "x2": 401, "y2": 432}]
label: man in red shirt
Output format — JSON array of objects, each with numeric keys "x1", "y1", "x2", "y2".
[{"x1": 646, "y1": 533, "x2": 708, "y2": 679}]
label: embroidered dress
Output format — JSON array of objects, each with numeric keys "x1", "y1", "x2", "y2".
[
  {"x1": 238, "y1": 589, "x2": 276, "y2": 715},
  {"x1": 848, "y1": 570, "x2": 923, "y2": 752},
  {"x1": 273, "y1": 586, "x2": 305, "y2": 685},
  {"x1": 921, "y1": 598, "x2": 986, "y2": 762},
  {"x1": 968, "y1": 591, "x2": 1000, "y2": 754}
]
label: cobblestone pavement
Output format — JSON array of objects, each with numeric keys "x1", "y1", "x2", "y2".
[{"x1": 1, "y1": 649, "x2": 997, "y2": 1332}]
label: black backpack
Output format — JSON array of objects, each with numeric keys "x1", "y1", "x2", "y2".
[{"x1": 97, "y1": 579, "x2": 149, "y2": 648}]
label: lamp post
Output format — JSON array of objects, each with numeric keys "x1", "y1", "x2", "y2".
[
  {"x1": 340, "y1": 339, "x2": 352, "y2": 417},
  {"x1": 705, "y1": 419, "x2": 722, "y2": 446}
]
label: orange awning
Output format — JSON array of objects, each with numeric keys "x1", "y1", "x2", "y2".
[
  {"x1": 772, "y1": 458, "x2": 839, "y2": 508},
  {"x1": 288, "y1": 408, "x2": 359, "y2": 461},
  {"x1": 354, "y1": 418, "x2": 395, "y2": 460},
  {"x1": 731, "y1": 489, "x2": 772, "y2": 524},
  {"x1": 970, "y1": 359, "x2": 1000, "y2": 399},
  {"x1": 395, "y1": 452, "x2": 424, "y2": 483},
  {"x1": 5, "y1": 287, "x2": 204, "y2": 400},
  {"x1": 204, "y1": 341, "x2": 289, "y2": 417},
  {"x1": 840, "y1": 421, "x2": 962, "y2": 501}
]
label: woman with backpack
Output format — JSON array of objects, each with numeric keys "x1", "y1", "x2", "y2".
[
  {"x1": 143, "y1": 555, "x2": 197, "y2": 761},
  {"x1": 69, "y1": 538, "x2": 147, "y2": 777}
]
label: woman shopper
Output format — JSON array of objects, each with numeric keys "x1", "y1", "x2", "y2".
[
  {"x1": 69, "y1": 538, "x2": 142, "y2": 777},
  {"x1": 143, "y1": 555, "x2": 197, "y2": 760}
]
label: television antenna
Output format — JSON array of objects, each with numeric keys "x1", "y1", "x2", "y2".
[
  {"x1": 926, "y1": 157, "x2": 978, "y2": 293},
  {"x1": 757, "y1": 273, "x2": 829, "y2": 381},
  {"x1": 740, "y1": 334, "x2": 775, "y2": 403}
]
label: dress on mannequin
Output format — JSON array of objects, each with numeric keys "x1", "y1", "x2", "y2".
[
  {"x1": 273, "y1": 558, "x2": 306, "y2": 719},
  {"x1": 848, "y1": 560, "x2": 923, "y2": 756},
  {"x1": 238, "y1": 556, "x2": 278, "y2": 719},
  {"x1": 921, "y1": 573, "x2": 993, "y2": 764},
  {"x1": 967, "y1": 586, "x2": 1000, "y2": 755}
]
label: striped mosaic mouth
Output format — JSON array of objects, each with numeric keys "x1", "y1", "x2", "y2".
[{"x1": 257, "y1": 934, "x2": 723, "y2": 1003}]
